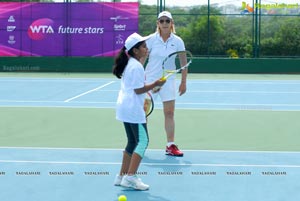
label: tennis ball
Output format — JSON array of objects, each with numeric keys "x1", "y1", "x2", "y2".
[{"x1": 118, "y1": 195, "x2": 127, "y2": 201}]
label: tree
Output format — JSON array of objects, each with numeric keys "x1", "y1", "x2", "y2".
[
  {"x1": 139, "y1": 4, "x2": 158, "y2": 35},
  {"x1": 222, "y1": 16, "x2": 253, "y2": 58},
  {"x1": 180, "y1": 14, "x2": 225, "y2": 56},
  {"x1": 260, "y1": 16, "x2": 300, "y2": 57}
]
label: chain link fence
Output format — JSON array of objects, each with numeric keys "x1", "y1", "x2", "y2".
[{"x1": 140, "y1": 0, "x2": 300, "y2": 58}]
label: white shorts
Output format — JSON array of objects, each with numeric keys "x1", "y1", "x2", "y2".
[{"x1": 151, "y1": 78, "x2": 176, "y2": 102}]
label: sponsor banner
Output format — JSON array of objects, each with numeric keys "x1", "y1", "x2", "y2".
[{"x1": 0, "y1": 2, "x2": 138, "y2": 56}]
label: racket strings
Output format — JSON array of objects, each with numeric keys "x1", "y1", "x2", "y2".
[{"x1": 144, "y1": 93, "x2": 154, "y2": 117}]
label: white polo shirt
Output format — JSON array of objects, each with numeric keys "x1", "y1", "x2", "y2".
[
  {"x1": 145, "y1": 32, "x2": 185, "y2": 83},
  {"x1": 116, "y1": 57, "x2": 146, "y2": 124}
]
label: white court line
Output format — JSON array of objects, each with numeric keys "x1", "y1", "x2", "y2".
[
  {"x1": 187, "y1": 80, "x2": 300, "y2": 85},
  {"x1": 0, "y1": 100, "x2": 63, "y2": 103},
  {"x1": 0, "y1": 100, "x2": 114, "y2": 104},
  {"x1": 0, "y1": 77, "x2": 114, "y2": 82},
  {"x1": 1, "y1": 147, "x2": 299, "y2": 168},
  {"x1": 187, "y1": 90, "x2": 300, "y2": 94},
  {"x1": 0, "y1": 159, "x2": 300, "y2": 168},
  {"x1": 64, "y1": 81, "x2": 115, "y2": 102},
  {"x1": 1, "y1": 101, "x2": 300, "y2": 107},
  {"x1": 175, "y1": 102, "x2": 300, "y2": 107},
  {"x1": 1, "y1": 146, "x2": 300, "y2": 154},
  {"x1": 1, "y1": 103, "x2": 300, "y2": 112}
]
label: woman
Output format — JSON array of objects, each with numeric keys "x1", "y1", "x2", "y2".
[
  {"x1": 145, "y1": 11, "x2": 187, "y2": 157},
  {"x1": 112, "y1": 32, "x2": 165, "y2": 190}
]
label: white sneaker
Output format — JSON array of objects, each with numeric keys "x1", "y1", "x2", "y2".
[
  {"x1": 114, "y1": 174, "x2": 123, "y2": 186},
  {"x1": 120, "y1": 175, "x2": 149, "y2": 190}
]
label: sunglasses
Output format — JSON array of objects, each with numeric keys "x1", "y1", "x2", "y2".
[{"x1": 159, "y1": 19, "x2": 171, "y2": 24}]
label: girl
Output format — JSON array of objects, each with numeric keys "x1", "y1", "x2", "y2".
[{"x1": 112, "y1": 32, "x2": 165, "y2": 190}]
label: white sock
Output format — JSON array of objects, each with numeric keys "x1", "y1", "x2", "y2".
[
  {"x1": 127, "y1": 174, "x2": 137, "y2": 180},
  {"x1": 167, "y1": 142, "x2": 175, "y2": 147}
]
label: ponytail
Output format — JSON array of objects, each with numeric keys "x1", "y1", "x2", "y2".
[
  {"x1": 112, "y1": 41, "x2": 145, "y2": 79},
  {"x1": 112, "y1": 46, "x2": 128, "y2": 79}
]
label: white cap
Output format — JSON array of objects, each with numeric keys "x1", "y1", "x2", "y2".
[
  {"x1": 125, "y1": 32, "x2": 148, "y2": 51},
  {"x1": 157, "y1": 11, "x2": 172, "y2": 19}
]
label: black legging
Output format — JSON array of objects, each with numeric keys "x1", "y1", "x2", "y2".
[{"x1": 123, "y1": 122, "x2": 149, "y2": 157}]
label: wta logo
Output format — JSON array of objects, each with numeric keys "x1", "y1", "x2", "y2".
[{"x1": 28, "y1": 18, "x2": 54, "y2": 40}]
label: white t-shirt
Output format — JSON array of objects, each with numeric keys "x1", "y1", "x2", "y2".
[
  {"x1": 116, "y1": 57, "x2": 146, "y2": 124},
  {"x1": 145, "y1": 32, "x2": 185, "y2": 83}
]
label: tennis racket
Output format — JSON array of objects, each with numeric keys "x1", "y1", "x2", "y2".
[
  {"x1": 144, "y1": 92, "x2": 154, "y2": 117},
  {"x1": 153, "y1": 50, "x2": 193, "y2": 93}
]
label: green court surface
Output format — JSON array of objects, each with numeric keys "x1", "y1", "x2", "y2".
[
  {"x1": 1, "y1": 107, "x2": 300, "y2": 151},
  {"x1": 1, "y1": 72, "x2": 300, "y2": 152}
]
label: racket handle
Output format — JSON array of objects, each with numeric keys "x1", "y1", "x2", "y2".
[
  {"x1": 152, "y1": 76, "x2": 167, "y2": 93},
  {"x1": 164, "y1": 73, "x2": 173, "y2": 79},
  {"x1": 160, "y1": 76, "x2": 166, "y2": 81},
  {"x1": 152, "y1": 86, "x2": 161, "y2": 93}
]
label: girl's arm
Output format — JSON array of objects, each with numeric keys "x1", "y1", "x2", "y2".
[{"x1": 134, "y1": 79, "x2": 165, "y2": 94}]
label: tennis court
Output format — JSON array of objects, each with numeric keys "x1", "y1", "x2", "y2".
[{"x1": 1, "y1": 73, "x2": 300, "y2": 201}]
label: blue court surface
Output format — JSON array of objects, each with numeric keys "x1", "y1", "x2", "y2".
[
  {"x1": 0, "y1": 147, "x2": 300, "y2": 201},
  {"x1": 0, "y1": 77, "x2": 300, "y2": 111},
  {"x1": 1, "y1": 75, "x2": 300, "y2": 201}
]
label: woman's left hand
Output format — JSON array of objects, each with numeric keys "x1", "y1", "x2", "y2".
[{"x1": 178, "y1": 82, "x2": 186, "y2": 96}]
